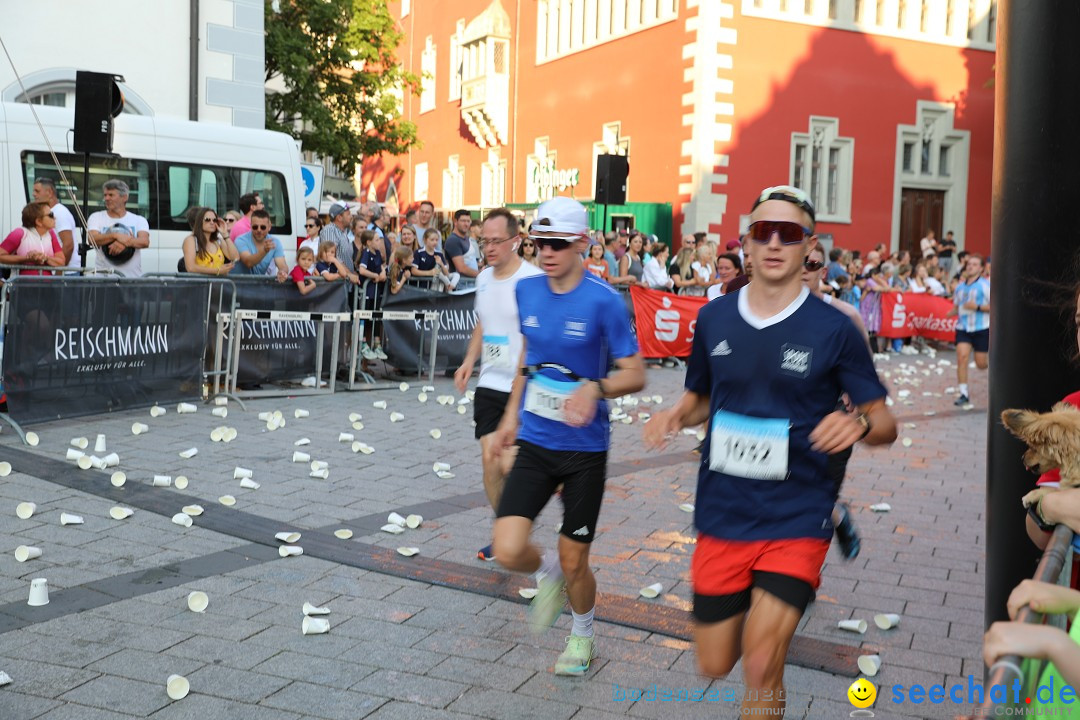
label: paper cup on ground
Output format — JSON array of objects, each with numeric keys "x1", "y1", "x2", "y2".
[
  {"x1": 373, "y1": 400, "x2": 387, "y2": 409},
  {"x1": 71, "y1": 436, "x2": 89, "y2": 449},
  {"x1": 348, "y1": 412, "x2": 362, "y2": 423},
  {"x1": 94, "y1": 434, "x2": 106, "y2": 452},
  {"x1": 15, "y1": 545, "x2": 41, "y2": 562},
  {"x1": 0, "y1": 462, "x2": 10, "y2": 477},
  {"x1": 109, "y1": 507, "x2": 134, "y2": 520},
  {"x1": 309, "y1": 469, "x2": 328, "y2": 479},
  {"x1": 278, "y1": 545, "x2": 303, "y2": 557},
  {"x1": 433, "y1": 462, "x2": 451, "y2": 473},
  {"x1": 380, "y1": 524, "x2": 405, "y2": 535},
  {"x1": 837, "y1": 619, "x2": 868, "y2": 634},
  {"x1": 214, "y1": 396, "x2": 228, "y2": 406},
  {"x1": 429, "y1": 429, "x2": 441, "y2": 439},
  {"x1": 303, "y1": 602, "x2": 330, "y2": 616},
  {"x1": 678, "y1": 503, "x2": 695, "y2": 513},
  {"x1": 66, "y1": 448, "x2": 85, "y2": 461},
  {"x1": 519, "y1": 588, "x2": 538, "y2": 599},
  {"x1": 174, "y1": 476, "x2": 189, "y2": 490},
  {"x1": 294, "y1": 409, "x2": 309, "y2": 419},
  {"x1": 398, "y1": 382, "x2": 409, "y2": 392},
  {"x1": 352, "y1": 421, "x2": 364, "y2": 431},
  {"x1": 418, "y1": 393, "x2": 428, "y2": 403},
  {"x1": 857, "y1": 654, "x2": 882, "y2": 677},
  {"x1": 294, "y1": 438, "x2": 310, "y2": 446},
  {"x1": 218, "y1": 495, "x2": 236, "y2": 506},
  {"x1": 90, "y1": 456, "x2": 107, "y2": 470},
  {"x1": 390, "y1": 412, "x2": 404, "y2": 423},
  {"x1": 301, "y1": 616, "x2": 330, "y2": 634},
  {"x1": 186, "y1": 591, "x2": 209, "y2": 613},
  {"x1": 334, "y1": 529, "x2": 353, "y2": 539},
  {"x1": 77, "y1": 455, "x2": 93, "y2": 470},
  {"x1": 870, "y1": 503, "x2": 891, "y2": 513},
  {"x1": 172, "y1": 513, "x2": 193, "y2": 528},
  {"x1": 405, "y1": 514, "x2": 423, "y2": 529},
  {"x1": 639, "y1": 582, "x2": 664, "y2": 599},
  {"x1": 457, "y1": 405, "x2": 466, "y2": 415},
  {"x1": 292, "y1": 451, "x2": 310, "y2": 463},
  {"x1": 182, "y1": 505, "x2": 204, "y2": 517},
  {"x1": 166, "y1": 674, "x2": 190, "y2": 700},
  {"x1": 239, "y1": 478, "x2": 260, "y2": 490},
  {"x1": 150, "y1": 405, "x2": 166, "y2": 418},
  {"x1": 435, "y1": 470, "x2": 455, "y2": 479},
  {"x1": 211, "y1": 407, "x2": 228, "y2": 418},
  {"x1": 223, "y1": 428, "x2": 237, "y2": 442},
  {"x1": 210, "y1": 428, "x2": 225, "y2": 442},
  {"x1": 275, "y1": 531, "x2": 301, "y2": 543},
  {"x1": 102, "y1": 453, "x2": 120, "y2": 467},
  {"x1": 310, "y1": 460, "x2": 328, "y2": 472},
  {"x1": 177, "y1": 403, "x2": 197, "y2": 414},
  {"x1": 110, "y1": 471, "x2": 126, "y2": 487},
  {"x1": 387, "y1": 512, "x2": 407, "y2": 527},
  {"x1": 357, "y1": 443, "x2": 373, "y2": 454},
  {"x1": 874, "y1": 613, "x2": 901, "y2": 630},
  {"x1": 396, "y1": 547, "x2": 419, "y2": 557},
  {"x1": 233, "y1": 467, "x2": 252, "y2": 480},
  {"x1": 132, "y1": 422, "x2": 150, "y2": 436},
  {"x1": 338, "y1": 432, "x2": 354, "y2": 443},
  {"x1": 27, "y1": 578, "x2": 49, "y2": 606},
  {"x1": 422, "y1": 385, "x2": 435, "y2": 392},
  {"x1": 258, "y1": 411, "x2": 273, "y2": 421},
  {"x1": 153, "y1": 475, "x2": 172, "y2": 487},
  {"x1": 60, "y1": 513, "x2": 84, "y2": 526}
]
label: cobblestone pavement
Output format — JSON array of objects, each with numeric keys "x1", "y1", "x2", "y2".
[{"x1": 0, "y1": 349, "x2": 989, "y2": 720}]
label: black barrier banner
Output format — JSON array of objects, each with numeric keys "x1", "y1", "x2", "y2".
[
  {"x1": 382, "y1": 286, "x2": 476, "y2": 373},
  {"x1": 214, "y1": 280, "x2": 348, "y2": 384},
  {"x1": 3, "y1": 278, "x2": 210, "y2": 424}
]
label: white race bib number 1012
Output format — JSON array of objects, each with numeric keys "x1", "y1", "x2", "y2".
[
  {"x1": 709, "y1": 410, "x2": 790, "y2": 480},
  {"x1": 523, "y1": 374, "x2": 581, "y2": 423}
]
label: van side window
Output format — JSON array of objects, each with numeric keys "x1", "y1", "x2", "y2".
[{"x1": 22, "y1": 151, "x2": 152, "y2": 221}]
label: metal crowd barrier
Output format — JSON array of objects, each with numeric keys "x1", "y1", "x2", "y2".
[
  {"x1": 344, "y1": 279, "x2": 440, "y2": 389},
  {"x1": 969, "y1": 523, "x2": 1076, "y2": 719}
]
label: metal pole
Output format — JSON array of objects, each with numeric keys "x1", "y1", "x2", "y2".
[
  {"x1": 987, "y1": 0, "x2": 1080, "y2": 628},
  {"x1": 80, "y1": 153, "x2": 90, "y2": 270}
]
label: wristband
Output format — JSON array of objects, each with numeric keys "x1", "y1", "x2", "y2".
[
  {"x1": 856, "y1": 413, "x2": 871, "y2": 440},
  {"x1": 1029, "y1": 499, "x2": 1055, "y2": 533}
]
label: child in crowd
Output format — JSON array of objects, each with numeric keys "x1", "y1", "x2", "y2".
[
  {"x1": 412, "y1": 228, "x2": 456, "y2": 291},
  {"x1": 584, "y1": 242, "x2": 610, "y2": 281},
  {"x1": 291, "y1": 246, "x2": 317, "y2": 295},
  {"x1": 388, "y1": 246, "x2": 414, "y2": 295},
  {"x1": 356, "y1": 231, "x2": 388, "y2": 360},
  {"x1": 315, "y1": 240, "x2": 358, "y2": 284},
  {"x1": 838, "y1": 273, "x2": 860, "y2": 308}
]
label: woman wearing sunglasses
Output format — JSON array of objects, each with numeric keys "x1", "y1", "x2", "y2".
[
  {"x1": 181, "y1": 207, "x2": 238, "y2": 276},
  {"x1": 0, "y1": 202, "x2": 66, "y2": 275},
  {"x1": 298, "y1": 215, "x2": 322, "y2": 256},
  {"x1": 517, "y1": 233, "x2": 540, "y2": 266}
]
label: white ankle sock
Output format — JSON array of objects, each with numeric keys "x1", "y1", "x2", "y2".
[
  {"x1": 571, "y1": 607, "x2": 594, "y2": 638},
  {"x1": 959, "y1": 383, "x2": 969, "y2": 396}
]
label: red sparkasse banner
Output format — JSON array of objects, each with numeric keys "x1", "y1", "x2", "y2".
[
  {"x1": 878, "y1": 292, "x2": 957, "y2": 341},
  {"x1": 630, "y1": 286, "x2": 708, "y2": 358}
]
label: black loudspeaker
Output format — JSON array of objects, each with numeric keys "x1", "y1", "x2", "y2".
[
  {"x1": 595, "y1": 154, "x2": 629, "y2": 205},
  {"x1": 73, "y1": 71, "x2": 125, "y2": 154}
]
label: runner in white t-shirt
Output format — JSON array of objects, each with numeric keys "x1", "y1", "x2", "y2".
[{"x1": 455, "y1": 208, "x2": 543, "y2": 562}]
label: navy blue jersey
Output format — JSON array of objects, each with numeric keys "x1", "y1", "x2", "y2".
[
  {"x1": 685, "y1": 287, "x2": 887, "y2": 541},
  {"x1": 515, "y1": 273, "x2": 638, "y2": 452}
]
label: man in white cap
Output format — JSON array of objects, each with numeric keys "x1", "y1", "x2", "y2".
[
  {"x1": 319, "y1": 201, "x2": 355, "y2": 273},
  {"x1": 489, "y1": 196, "x2": 645, "y2": 676}
]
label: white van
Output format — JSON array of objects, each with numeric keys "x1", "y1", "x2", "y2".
[{"x1": 0, "y1": 101, "x2": 305, "y2": 274}]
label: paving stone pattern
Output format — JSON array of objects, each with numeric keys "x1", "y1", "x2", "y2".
[{"x1": 0, "y1": 351, "x2": 989, "y2": 719}]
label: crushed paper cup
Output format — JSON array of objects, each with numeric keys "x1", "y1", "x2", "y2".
[
  {"x1": 874, "y1": 613, "x2": 901, "y2": 629},
  {"x1": 405, "y1": 514, "x2": 423, "y2": 529},
  {"x1": 338, "y1": 432, "x2": 354, "y2": 443},
  {"x1": 15, "y1": 545, "x2": 41, "y2": 562},
  {"x1": 303, "y1": 602, "x2": 330, "y2": 616},
  {"x1": 150, "y1": 405, "x2": 166, "y2": 417},
  {"x1": 310, "y1": 460, "x2": 329, "y2": 472},
  {"x1": 857, "y1": 654, "x2": 882, "y2": 677},
  {"x1": 187, "y1": 591, "x2": 209, "y2": 613},
  {"x1": 94, "y1": 434, "x2": 106, "y2": 452},
  {"x1": 218, "y1": 495, "x2": 236, "y2": 506},
  {"x1": 27, "y1": 578, "x2": 49, "y2": 606},
  {"x1": 109, "y1": 507, "x2": 134, "y2": 520},
  {"x1": 457, "y1": 406, "x2": 467, "y2": 415},
  {"x1": 518, "y1": 587, "x2": 538, "y2": 599},
  {"x1": 71, "y1": 437, "x2": 89, "y2": 449},
  {"x1": 233, "y1": 467, "x2": 253, "y2": 480},
  {"x1": 418, "y1": 393, "x2": 428, "y2": 403},
  {"x1": 110, "y1": 471, "x2": 126, "y2": 487},
  {"x1": 639, "y1": 582, "x2": 664, "y2": 599},
  {"x1": 678, "y1": 503, "x2": 695, "y2": 513},
  {"x1": 457, "y1": 396, "x2": 471, "y2": 405},
  {"x1": 901, "y1": 437, "x2": 913, "y2": 447},
  {"x1": 396, "y1": 547, "x2": 419, "y2": 557},
  {"x1": 0, "y1": 462, "x2": 10, "y2": 477},
  {"x1": 258, "y1": 411, "x2": 273, "y2": 421},
  {"x1": 399, "y1": 382, "x2": 410, "y2": 392},
  {"x1": 294, "y1": 409, "x2": 309, "y2": 419},
  {"x1": 182, "y1": 505, "x2": 204, "y2": 517},
  {"x1": 390, "y1": 412, "x2": 405, "y2": 422},
  {"x1": 352, "y1": 422, "x2": 364, "y2": 431},
  {"x1": 301, "y1": 376, "x2": 317, "y2": 388},
  {"x1": 222, "y1": 427, "x2": 238, "y2": 442},
  {"x1": 294, "y1": 438, "x2": 311, "y2": 446},
  {"x1": 422, "y1": 385, "x2": 435, "y2": 392},
  {"x1": 239, "y1": 478, "x2": 260, "y2": 490},
  {"x1": 211, "y1": 407, "x2": 228, "y2": 418},
  {"x1": 429, "y1": 429, "x2": 442, "y2": 439},
  {"x1": 214, "y1": 396, "x2": 228, "y2": 406},
  {"x1": 66, "y1": 448, "x2": 85, "y2": 461},
  {"x1": 652, "y1": 395, "x2": 663, "y2": 404},
  {"x1": 387, "y1": 512, "x2": 407, "y2": 527},
  {"x1": 153, "y1": 475, "x2": 172, "y2": 487},
  {"x1": 166, "y1": 673, "x2": 190, "y2": 700},
  {"x1": 433, "y1": 462, "x2": 451, "y2": 473},
  {"x1": 436, "y1": 470, "x2": 455, "y2": 479},
  {"x1": 837, "y1": 619, "x2": 867, "y2": 634},
  {"x1": 301, "y1": 616, "x2": 330, "y2": 634},
  {"x1": 171, "y1": 513, "x2": 193, "y2": 528},
  {"x1": 61, "y1": 513, "x2": 84, "y2": 526},
  {"x1": 310, "y1": 469, "x2": 329, "y2": 479},
  {"x1": 381, "y1": 524, "x2": 405, "y2": 535},
  {"x1": 870, "y1": 503, "x2": 891, "y2": 513},
  {"x1": 334, "y1": 529, "x2": 353, "y2": 540},
  {"x1": 903, "y1": 422, "x2": 917, "y2": 429},
  {"x1": 373, "y1": 400, "x2": 387, "y2": 409},
  {"x1": 292, "y1": 451, "x2": 310, "y2": 463},
  {"x1": 77, "y1": 455, "x2": 94, "y2": 470},
  {"x1": 177, "y1": 403, "x2": 197, "y2": 414},
  {"x1": 355, "y1": 443, "x2": 374, "y2": 455},
  {"x1": 620, "y1": 416, "x2": 633, "y2": 424},
  {"x1": 348, "y1": 412, "x2": 363, "y2": 423},
  {"x1": 174, "y1": 476, "x2": 189, "y2": 490},
  {"x1": 266, "y1": 418, "x2": 280, "y2": 431},
  {"x1": 89, "y1": 456, "x2": 107, "y2": 470},
  {"x1": 278, "y1": 545, "x2": 303, "y2": 557},
  {"x1": 275, "y1": 531, "x2": 302, "y2": 543},
  {"x1": 466, "y1": 390, "x2": 475, "y2": 401},
  {"x1": 179, "y1": 447, "x2": 198, "y2": 459},
  {"x1": 210, "y1": 428, "x2": 225, "y2": 442}
]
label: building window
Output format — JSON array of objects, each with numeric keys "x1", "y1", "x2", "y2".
[
  {"x1": 828, "y1": 0, "x2": 838, "y2": 19},
  {"x1": 938, "y1": 145, "x2": 950, "y2": 177},
  {"x1": 414, "y1": 163, "x2": 429, "y2": 202},
  {"x1": 853, "y1": 0, "x2": 863, "y2": 22},
  {"x1": 876, "y1": 0, "x2": 885, "y2": 25},
  {"x1": 919, "y1": 0, "x2": 930, "y2": 32},
  {"x1": 442, "y1": 156, "x2": 464, "y2": 209},
  {"x1": 790, "y1": 116, "x2": 853, "y2": 222},
  {"x1": 449, "y1": 20, "x2": 465, "y2": 102},
  {"x1": 420, "y1": 37, "x2": 436, "y2": 113},
  {"x1": 897, "y1": 0, "x2": 906, "y2": 30},
  {"x1": 902, "y1": 142, "x2": 914, "y2": 173},
  {"x1": 481, "y1": 150, "x2": 506, "y2": 207},
  {"x1": 986, "y1": 1, "x2": 996, "y2": 43},
  {"x1": 967, "y1": 0, "x2": 976, "y2": 39},
  {"x1": 537, "y1": 0, "x2": 678, "y2": 63},
  {"x1": 945, "y1": 0, "x2": 955, "y2": 35},
  {"x1": 921, "y1": 137, "x2": 932, "y2": 175}
]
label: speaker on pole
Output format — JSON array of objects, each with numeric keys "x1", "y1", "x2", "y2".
[
  {"x1": 595, "y1": 154, "x2": 629, "y2": 205},
  {"x1": 73, "y1": 71, "x2": 125, "y2": 155}
]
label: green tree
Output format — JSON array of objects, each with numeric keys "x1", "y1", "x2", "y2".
[{"x1": 265, "y1": 0, "x2": 421, "y2": 175}]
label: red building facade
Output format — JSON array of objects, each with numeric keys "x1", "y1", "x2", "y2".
[{"x1": 363, "y1": 0, "x2": 996, "y2": 257}]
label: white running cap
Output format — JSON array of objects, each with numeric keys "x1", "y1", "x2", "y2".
[{"x1": 532, "y1": 196, "x2": 588, "y2": 236}]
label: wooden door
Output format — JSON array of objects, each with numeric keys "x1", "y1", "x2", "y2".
[{"x1": 899, "y1": 189, "x2": 945, "y2": 261}]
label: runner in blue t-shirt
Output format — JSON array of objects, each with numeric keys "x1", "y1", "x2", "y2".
[
  {"x1": 489, "y1": 196, "x2": 644, "y2": 677},
  {"x1": 946, "y1": 253, "x2": 990, "y2": 406},
  {"x1": 644, "y1": 186, "x2": 897, "y2": 718}
]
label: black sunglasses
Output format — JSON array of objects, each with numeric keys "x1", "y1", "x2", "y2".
[
  {"x1": 803, "y1": 258, "x2": 825, "y2": 271},
  {"x1": 305, "y1": 223, "x2": 317, "y2": 228},
  {"x1": 528, "y1": 235, "x2": 578, "y2": 252},
  {"x1": 748, "y1": 220, "x2": 811, "y2": 246}
]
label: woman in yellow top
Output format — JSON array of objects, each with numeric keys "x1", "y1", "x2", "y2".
[{"x1": 182, "y1": 207, "x2": 238, "y2": 275}]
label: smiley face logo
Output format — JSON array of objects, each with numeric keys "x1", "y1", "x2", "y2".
[{"x1": 847, "y1": 678, "x2": 877, "y2": 709}]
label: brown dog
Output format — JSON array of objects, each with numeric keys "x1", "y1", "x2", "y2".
[{"x1": 1001, "y1": 402, "x2": 1080, "y2": 509}]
